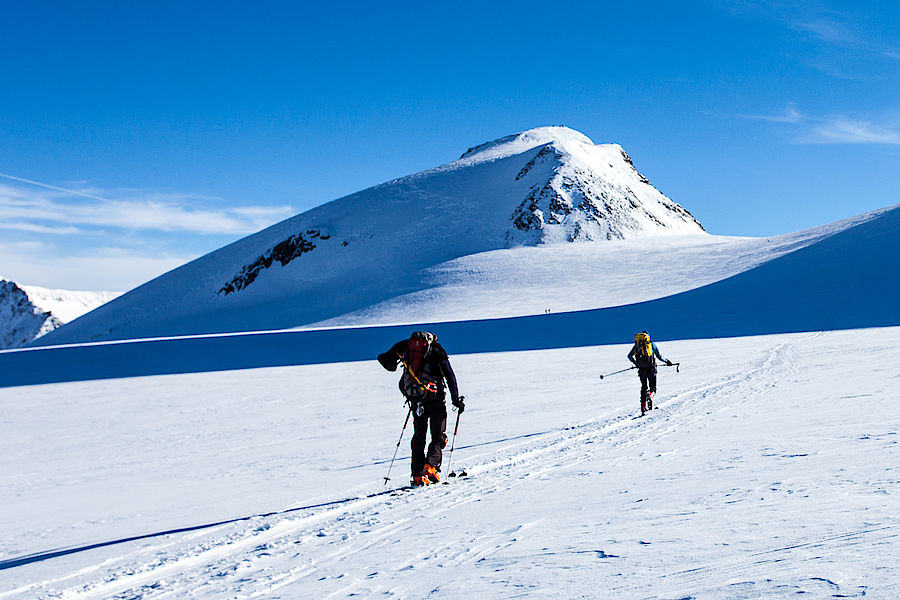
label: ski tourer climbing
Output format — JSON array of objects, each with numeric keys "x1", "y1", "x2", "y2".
[
  {"x1": 378, "y1": 331, "x2": 464, "y2": 487},
  {"x1": 627, "y1": 331, "x2": 674, "y2": 416}
]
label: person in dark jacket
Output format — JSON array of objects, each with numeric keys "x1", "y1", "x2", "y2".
[
  {"x1": 627, "y1": 331, "x2": 673, "y2": 416},
  {"x1": 378, "y1": 331, "x2": 464, "y2": 486}
]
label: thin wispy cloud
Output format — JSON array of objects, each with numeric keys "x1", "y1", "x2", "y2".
[
  {"x1": 0, "y1": 173, "x2": 298, "y2": 289},
  {"x1": 792, "y1": 15, "x2": 860, "y2": 47},
  {"x1": 0, "y1": 174, "x2": 294, "y2": 236},
  {"x1": 0, "y1": 240, "x2": 190, "y2": 291},
  {"x1": 804, "y1": 118, "x2": 900, "y2": 145},
  {"x1": 740, "y1": 104, "x2": 900, "y2": 145},
  {"x1": 1, "y1": 222, "x2": 82, "y2": 235},
  {"x1": 742, "y1": 103, "x2": 804, "y2": 124},
  {"x1": 716, "y1": 2, "x2": 900, "y2": 71}
]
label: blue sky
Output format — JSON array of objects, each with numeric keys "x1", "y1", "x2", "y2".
[{"x1": 1, "y1": 0, "x2": 898, "y2": 290}]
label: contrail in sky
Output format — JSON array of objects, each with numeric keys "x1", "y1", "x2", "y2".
[{"x1": 0, "y1": 172, "x2": 112, "y2": 202}]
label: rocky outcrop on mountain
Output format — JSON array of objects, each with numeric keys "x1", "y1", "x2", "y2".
[{"x1": 0, "y1": 279, "x2": 119, "y2": 349}]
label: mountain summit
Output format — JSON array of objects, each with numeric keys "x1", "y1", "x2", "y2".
[
  {"x1": 34, "y1": 127, "x2": 704, "y2": 344},
  {"x1": 454, "y1": 126, "x2": 702, "y2": 244}
]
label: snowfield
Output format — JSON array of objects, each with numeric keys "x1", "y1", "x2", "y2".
[
  {"x1": 1, "y1": 136, "x2": 898, "y2": 597},
  {"x1": 0, "y1": 328, "x2": 897, "y2": 598}
]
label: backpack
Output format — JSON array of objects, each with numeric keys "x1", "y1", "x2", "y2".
[
  {"x1": 633, "y1": 332, "x2": 654, "y2": 367},
  {"x1": 401, "y1": 332, "x2": 439, "y2": 398}
]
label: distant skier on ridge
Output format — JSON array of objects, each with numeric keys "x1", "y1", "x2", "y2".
[
  {"x1": 378, "y1": 332, "x2": 464, "y2": 486},
  {"x1": 628, "y1": 331, "x2": 674, "y2": 416}
]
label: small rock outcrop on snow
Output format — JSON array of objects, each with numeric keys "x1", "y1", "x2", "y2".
[
  {"x1": 0, "y1": 279, "x2": 119, "y2": 349},
  {"x1": 220, "y1": 229, "x2": 332, "y2": 295},
  {"x1": 34, "y1": 126, "x2": 706, "y2": 345}
]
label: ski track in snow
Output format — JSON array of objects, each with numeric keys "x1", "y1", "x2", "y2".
[{"x1": 5, "y1": 331, "x2": 893, "y2": 599}]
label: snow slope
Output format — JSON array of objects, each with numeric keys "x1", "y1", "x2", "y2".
[
  {"x1": 3, "y1": 204, "x2": 897, "y2": 388},
  {"x1": 33, "y1": 126, "x2": 704, "y2": 346},
  {"x1": 308, "y1": 208, "x2": 881, "y2": 327},
  {"x1": 0, "y1": 329, "x2": 897, "y2": 598},
  {"x1": 0, "y1": 200, "x2": 899, "y2": 597},
  {"x1": 0, "y1": 279, "x2": 118, "y2": 349}
]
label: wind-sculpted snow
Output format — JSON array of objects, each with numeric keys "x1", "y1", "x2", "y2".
[{"x1": 2, "y1": 205, "x2": 898, "y2": 388}]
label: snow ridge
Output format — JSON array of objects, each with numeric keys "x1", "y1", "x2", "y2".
[{"x1": 0, "y1": 278, "x2": 119, "y2": 349}]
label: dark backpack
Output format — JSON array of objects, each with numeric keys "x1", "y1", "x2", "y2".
[{"x1": 401, "y1": 331, "x2": 439, "y2": 398}]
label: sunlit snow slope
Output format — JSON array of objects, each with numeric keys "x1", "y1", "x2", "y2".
[
  {"x1": 2, "y1": 204, "x2": 897, "y2": 388},
  {"x1": 33, "y1": 126, "x2": 703, "y2": 346}
]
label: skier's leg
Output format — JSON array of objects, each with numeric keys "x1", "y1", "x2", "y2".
[
  {"x1": 410, "y1": 411, "x2": 428, "y2": 477},
  {"x1": 639, "y1": 369, "x2": 649, "y2": 414},
  {"x1": 425, "y1": 403, "x2": 449, "y2": 471}
]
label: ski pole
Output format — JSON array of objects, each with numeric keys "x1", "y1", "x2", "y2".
[
  {"x1": 599, "y1": 366, "x2": 637, "y2": 380},
  {"x1": 662, "y1": 362, "x2": 681, "y2": 373},
  {"x1": 443, "y1": 398, "x2": 464, "y2": 482},
  {"x1": 383, "y1": 404, "x2": 412, "y2": 486}
]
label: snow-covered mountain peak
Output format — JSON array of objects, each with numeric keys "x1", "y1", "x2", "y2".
[
  {"x1": 33, "y1": 127, "x2": 704, "y2": 344},
  {"x1": 457, "y1": 126, "x2": 596, "y2": 165},
  {"x1": 479, "y1": 127, "x2": 704, "y2": 244}
]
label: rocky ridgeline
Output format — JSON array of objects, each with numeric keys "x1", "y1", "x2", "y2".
[{"x1": 0, "y1": 280, "x2": 61, "y2": 349}]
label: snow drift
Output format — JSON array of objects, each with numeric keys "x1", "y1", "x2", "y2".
[{"x1": 32, "y1": 126, "x2": 704, "y2": 346}]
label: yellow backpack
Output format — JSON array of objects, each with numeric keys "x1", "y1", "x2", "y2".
[{"x1": 634, "y1": 332, "x2": 654, "y2": 366}]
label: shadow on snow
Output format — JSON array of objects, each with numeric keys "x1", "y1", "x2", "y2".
[{"x1": 2, "y1": 206, "x2": 899, "y2": 388}]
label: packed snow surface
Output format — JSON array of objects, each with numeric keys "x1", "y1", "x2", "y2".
[{"x1": 0, "y1": 329, "x2": 897, "y2": 598}]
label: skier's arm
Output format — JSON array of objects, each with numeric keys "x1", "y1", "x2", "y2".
[
  {"x1": 652, "y1": 343, "x2": 673, "y2": 365},
  {"x1": 377, "y1": 341, "x2": 406, "y2": 372},
  {"x1": 440, "y1": 358, "x2": 460, "y2": 404},
  {"x1": 627, "y1": 345, "x2": 637, "y2": 365}
]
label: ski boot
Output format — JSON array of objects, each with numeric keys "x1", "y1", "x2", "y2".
[
  {"x1": 423, "y1": 464, "x2": 440, "y2": 484},
  {"x1": 640, "y1": 400, "x2": 648, "y2": 416},
  {"x1": 647, "y1": 391, "x2": 654, "y2": 411},
  {"x1": 411, "y1": 475, "x2": 430, "y2": 487}
]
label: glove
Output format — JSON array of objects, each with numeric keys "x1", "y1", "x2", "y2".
[
  {"x1": 665, "y1": 359, "x2": 673, "y2": 366},
  {"x1": 452, "y1": 395, "x2": 466, "y2": 413},
  {"x1": 377, "y1": 351, "x2": 400, "y2": 372}
]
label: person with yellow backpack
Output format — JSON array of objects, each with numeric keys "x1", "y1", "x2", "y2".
[{"x1": 627, "y1": 331, "x2": 674, "y2": 416}]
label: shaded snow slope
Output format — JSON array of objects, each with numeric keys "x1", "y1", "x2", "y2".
[
  {"x1": 0, "y1": 279, "x2": 118, "y2": 349},
  {"x1": 3, "y1": 204, "x2": 898, "y2": 388},
  {"x1": 1, "y1": 329, "x2": 897, "y2": 597},
  {"x1": 34, "y1": 126, "x2": 703, "y2": 346}
]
